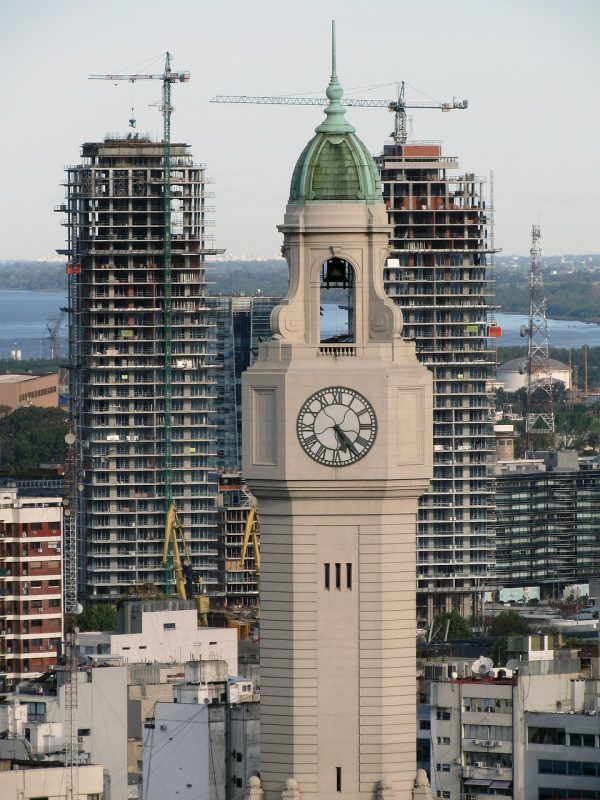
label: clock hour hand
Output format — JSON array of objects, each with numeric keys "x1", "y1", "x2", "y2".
[{"x1": 333, "y1": 424, "x2": 359, "y2": 456}]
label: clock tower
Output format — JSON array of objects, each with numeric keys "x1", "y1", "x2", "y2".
[{"x1": 242, "y1": 28, "x2": 433, "y2": 800}]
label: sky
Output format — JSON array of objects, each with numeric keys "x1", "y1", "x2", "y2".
[{"x1": 1, "y1": 0, "x2": 599, "y2": 260}]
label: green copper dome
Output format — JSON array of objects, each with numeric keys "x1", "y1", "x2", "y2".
[{"x1": 289, "y1": 32, "x2": 382, "y2": 205}]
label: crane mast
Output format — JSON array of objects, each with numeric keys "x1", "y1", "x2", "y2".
[{"x1": 90, "y1": 53, "x2": 190, "y2": 533}]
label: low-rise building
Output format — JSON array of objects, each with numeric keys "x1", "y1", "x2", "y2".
[
  {"x1": 142, "y1": 659, "x2": 259, "y2": 800},
  {"x1": 0, "y1": 760, "x2": 104, "y2": 800},
  {"x1": 0, "y1": 484, "x2": 63, "y2": 689},
  {"x1": 77, "y1": 599, "x2": 238, "y2": 674},
  {"x1": 0, "y1": 663, "x2": 128, "y2": 800},
  {"x1": 418, "y1": 635, "x2": 600, "y2": 799},
  {"x1": 0, "y1": 373, "x2": 59, "y2": 410}
]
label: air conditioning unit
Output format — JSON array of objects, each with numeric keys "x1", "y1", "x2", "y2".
[
  {"x1": 473, "y1": 762, "x2": 483, "y2": 768},
  {"x1": 473, "y1": 739, "x2": 481, "y2": 745},
  {"x1": 494, "y1": 764, "x2": 502, "y2": 773},
  {"x1": 495, "y1": 741, "x2": 502, "y2": 746},
  {"x1": 485, "y1": 740, "x2": 493, "y2": 747}
]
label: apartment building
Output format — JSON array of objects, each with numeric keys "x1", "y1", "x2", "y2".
[
  {"x1": 377, "y1": 142, "x2": 496, "y2": 623},
  {"x1": 59, "y1": 137, "x2": 219, "y2": 600},
  {"x1": 419, "y1": 635, "x2": 600, "y2": 799},
  {"x1": 0, "y1": 484, "x2": 63, "y2": 690}
]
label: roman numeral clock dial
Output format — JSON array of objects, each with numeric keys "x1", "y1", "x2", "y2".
[{"x1": 296, "y1": 386, "x2": 377, "y2": 466}]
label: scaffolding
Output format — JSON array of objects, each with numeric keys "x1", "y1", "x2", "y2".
[
  {"x1": 377, "y1": 142, "x2": 497, "y2": 623},
  {"x1": 59, "y1": 138, "x2": 221, "y2": 600}
]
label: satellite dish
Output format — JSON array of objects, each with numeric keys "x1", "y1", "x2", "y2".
[
  {"x1": 451, "y1": 671, "x2": 458, "y2": 680},
  {"x1": 64, "y1": 432, "x2": 76, "y2": 445},
  {"x1": 471, "y1": 656, "x2": 494, "y2": 677},
  {"x1": 506, "y1": 658, "x2": 521, "y2": 671}
]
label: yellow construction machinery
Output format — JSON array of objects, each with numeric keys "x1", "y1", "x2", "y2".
[
  {"x1": 163, "y1": 502, "x2": 209, "y2": 625},
  {"x1": 239, "y1": 504, "x2": 261, "y2": 626}
]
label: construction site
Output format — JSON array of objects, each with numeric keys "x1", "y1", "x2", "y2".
[
  {"x1": 378, "y1": 141, "x2": 497, "y2": 624},
  {"x1": 59, "y1": 132, "x2": 220, "y2": 601}
]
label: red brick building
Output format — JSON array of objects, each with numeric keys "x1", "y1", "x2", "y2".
[{"x1": 0, "y1": 485, "x2": 63, "y2": 689}]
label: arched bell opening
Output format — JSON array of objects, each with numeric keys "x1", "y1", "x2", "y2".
[{"x1": 319, "y1": 257, "x2": 355, "y2": 343}]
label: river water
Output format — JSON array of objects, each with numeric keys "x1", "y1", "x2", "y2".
[{"x1": 1, "y1": 289, "x2": 600, "y2": 360}]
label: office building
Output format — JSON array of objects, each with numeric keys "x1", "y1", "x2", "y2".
[
  {"x1": 377, "y1": 142, "x2": 496, "y2": 624},
  {"x1": 0, "y1": 485, "x2": 63, "y2": 690},
  {"x1": 59, "y1": 137, "x2": 219, "y2": 601},
  {"x1": 494, "y1": 452, "x2": 600, "y2": 598},
  {"x1": 210, "y1": 295, "x2": 279, "y2": 471}
]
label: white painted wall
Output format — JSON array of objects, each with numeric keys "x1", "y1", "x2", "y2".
[{"x1": 79, "y1": 614, "x2": 238, "y2": 675}]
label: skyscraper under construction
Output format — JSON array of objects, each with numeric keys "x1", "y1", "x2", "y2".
[
  {"x1": 59, "y1": 137, "x2": 219, "y2": 601},
  {"x1": 378, "y1": 142, "x2": 496, "y2": 623}
]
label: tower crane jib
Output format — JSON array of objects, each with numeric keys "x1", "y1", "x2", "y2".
[{"x1": 210, "y1": 86, "x2": 467, "y2": 144}]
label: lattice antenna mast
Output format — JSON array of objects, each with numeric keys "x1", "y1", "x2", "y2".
[
  {"x1": 522, "y1": 225, "x2": 555, "y2": 451},
  {"x1": 90, "y1": 54, "x2": 190, "y2": 519}
]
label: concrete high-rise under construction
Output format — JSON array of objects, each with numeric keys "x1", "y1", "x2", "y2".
[
  {"x1": 378, "y1": 142, "x2": 496, "y2": 623},
  {"x1": 59, "y1": 137, "x2": 219, "y2": 601}
]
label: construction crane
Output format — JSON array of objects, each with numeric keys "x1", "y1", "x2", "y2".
[
  {"x1": 163, "y1": 502, "x2": 209, "y2": 625},
  {"x1": 211, "y1": 81, "x2": 467, "y2": 144},
  {"x1": 90, "y1": 52, "x2": 190, "y2": 533},
  {"x1": 239, "y1": 504, "x2": 261, "y2": 597},
  {"x1": 46, "y1": 310, "x2": 66, "y2": 360}
]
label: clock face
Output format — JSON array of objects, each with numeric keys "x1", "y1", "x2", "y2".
[{"x1": 296, "y1": 386, "x2": 377, "y2": 467}]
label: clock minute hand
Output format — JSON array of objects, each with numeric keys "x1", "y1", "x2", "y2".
[{"x1": 333, "y1": 424, "x2": 359, "y2": 456}]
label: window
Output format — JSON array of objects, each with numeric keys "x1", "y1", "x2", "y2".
[
  {"x1": 336, "y1": 767, "x2": 342, "y2": 793},
  {"x1": 335, "y1": 563, "x2": 341, "y2": 590},
  {"x1": 346, "y1": 563, "x2": 352, "y2": 590},
  {"x1": 529, "y1": 727, "x2": 566, "y2": 746},
  {"x1": 324, "y1": 563, "x2": 330, "y2": 590},
  {"x1": 436, "y1": 710, "x2": 451, "y2": 721},
  {"x1": 78, "y1": 728, "x2": 91, "y2": 737},
  {"x1": 163, "y1": 622, "x2": 176, "y2": 630},
  {"x1": 419, "y1": 720, "x2": 431, "y2": 731}
]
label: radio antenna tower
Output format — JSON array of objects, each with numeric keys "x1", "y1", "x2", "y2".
[{"x1": 521, "y1": 224, "x2": 555, "y2": 452}]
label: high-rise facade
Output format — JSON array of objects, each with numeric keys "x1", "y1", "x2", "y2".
[
  {"x1": 210, "y1": 295, "x2": 280, "y2": 472},
  {"x1": 59, "y1": 137, "x2": 218, "y2": 601},
  {"x1": 494, "y1": 452, "x2": 600, "y2": 597},
  {"x1": 377, "y1": 143, "x2": 496, "y2": 623},
  {"x1": 0, "y1": 485, "x2": 63, "y2": 690}
]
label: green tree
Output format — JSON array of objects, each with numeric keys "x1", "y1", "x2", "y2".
[
  {"x1": 488, "y1": 610, "x2": 531, "y2": 638},
  {"x1": 431, "y1": 611, "x2": 473, "y2": 640},
  {"x1": 77, "y1": 604, "x2": 117, "y2": 632},
  {"x1": 0, "y1": 406, "x2": 68, "y2": 473}
]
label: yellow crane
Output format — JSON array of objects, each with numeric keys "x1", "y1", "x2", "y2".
[
  {"x1": 163, "y1": 502, "x2": 209, "y2": 625},
  {"x1": 239, "y1": 504, "x2": 261, "y2": 618}
]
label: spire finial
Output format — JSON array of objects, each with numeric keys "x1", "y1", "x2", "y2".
[
  {"x1": 331, "y1": 20, "x2": 337, "y2": 78},
  {"x1": 316, "y1": 20, "x2": 354, "y2": 134}
]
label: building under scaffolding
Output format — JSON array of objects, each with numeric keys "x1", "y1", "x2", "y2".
[
  {"x1": 59, "y1": 137, "x2": 219, "y2": 601},
  {"x1": 377, "y1": 142, "x2": 497, "y2": 624}
]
